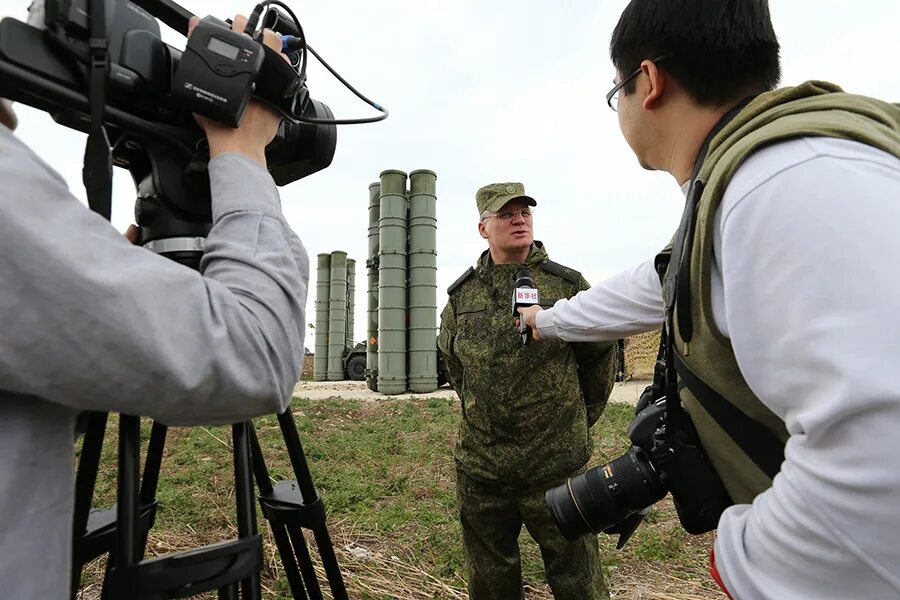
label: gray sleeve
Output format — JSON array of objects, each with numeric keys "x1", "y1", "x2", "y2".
[{"x1": 0, "y1": 132, "x2": 308, "y2": 425}]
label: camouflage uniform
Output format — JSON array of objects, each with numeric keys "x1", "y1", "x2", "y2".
[{"x1": 439, "y1": 238, "x2": 616, "y2": 600}]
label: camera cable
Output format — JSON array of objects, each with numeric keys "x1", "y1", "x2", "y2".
[{"x1": 247, "y1": 0, "x2": 389, "y2": 125}]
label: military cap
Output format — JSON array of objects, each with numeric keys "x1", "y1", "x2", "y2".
[{"x1": 475, "y1": 182, "x2": 537, "y2": 215}]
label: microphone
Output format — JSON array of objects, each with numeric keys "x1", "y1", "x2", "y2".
[{"x1": 512, "y1": 269, "x2": 540, "y2": 345}]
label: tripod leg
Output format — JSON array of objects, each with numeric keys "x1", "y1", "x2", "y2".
[
  {"x1": 249, "y1": 426, "x2": 311, "y2": 600},
  {"x1": 233, "y1": 422, "x2": 261, "y2": 600},
  {"x1": 71, "y1": 411, "x2": 109, "y2": 598},
  {"x1": 277, "y1": 412, "x2": 348, "y2": 600},
  {"x1": 95, "y1": 422, "x2": 167, "y2": 600},
  {"x1": 101, "y1": 413, "x2": 142, "y2": 600},
  {"x1": 285, "y1": 526, "x2": 323, "y2": 599},
  {"x1": 137, "y1": 422, "x2": 167, "y2": 561},
  {"x1": 116, "y1": 415, "x2": 142, "y2": 566}
]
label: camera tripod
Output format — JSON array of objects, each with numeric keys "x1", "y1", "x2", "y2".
[
  {"x1": 72, "y1": 411, "x2": 347, "y2": 600},
  {"x1": 70, "y1": 171, "x2": 348, "y2": 599}
]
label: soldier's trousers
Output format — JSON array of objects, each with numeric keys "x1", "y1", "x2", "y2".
[{"x1": 455, "y1": 468, "x2": 608, "y2": 600}]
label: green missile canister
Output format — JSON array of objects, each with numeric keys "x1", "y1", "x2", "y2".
[
  {"x1": 327, "y1": 250, "x2": 348, "y2": 381},
  {"x1": 313, "y1": 253, "x2": 331, "y2": 381},
  {"x1": 346, "y1": 258, "x2": 356, "y2": 349},
  {"x1": 377, "y1": 170, "x2": 409, "y2": 395},
  {"x1": 407, "y1": 170, "x2": 438, "y2": 393},
  {"x1": 366, "y1": 182, "x2": 380, "y2": 391}
]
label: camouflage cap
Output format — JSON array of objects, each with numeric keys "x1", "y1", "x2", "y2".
[{"x1": 475, "y1": 182, "x2": 537, "y2": 215}]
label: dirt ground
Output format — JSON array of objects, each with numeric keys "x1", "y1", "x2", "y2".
[{"x1": 294, "y1": 379, "x2": 649, "y2": 406}]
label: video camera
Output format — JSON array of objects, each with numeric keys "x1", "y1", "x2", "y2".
[{"x1": 0, "y1": 0, "x2": 383, "y2": 265}]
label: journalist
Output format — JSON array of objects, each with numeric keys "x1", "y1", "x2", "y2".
[
  {"x1": 0, "y1": 11, "x2": 308, "y2": 599},
  {"x1": 519, "y1": 0, "x2": 900, "y2": 598}
]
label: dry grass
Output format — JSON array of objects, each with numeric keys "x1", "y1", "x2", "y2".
[{"x1": 74, "y1": 398, "x2": 725, "y2": 600}]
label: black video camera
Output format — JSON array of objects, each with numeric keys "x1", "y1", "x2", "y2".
[
  {"x1": 546, "y1": 391, "x2": 733, "y2": 546},
  {"x1": 0, "y1": 0, "x2": 347, "y2": 264}
]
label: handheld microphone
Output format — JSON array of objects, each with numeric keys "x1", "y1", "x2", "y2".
[{"x1": 512, "y1": 269, "x2": 540, "y2": 345}]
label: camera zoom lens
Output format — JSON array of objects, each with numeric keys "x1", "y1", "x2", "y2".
[{"x1": 546, "y1": 447, "x2": 666, "y2": 541}]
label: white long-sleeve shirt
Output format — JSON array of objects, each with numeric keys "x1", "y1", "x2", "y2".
[
  {"x1": 536, "y1": 136, "x2": 900, "y2": 599},
  {"x1": 0, "y1": 126, "x2": 309, "y2": 599}
]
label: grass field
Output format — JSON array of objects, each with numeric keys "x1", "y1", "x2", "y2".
[{"x1": 77, "y1": 397, "x2": 724, "y2": 599}]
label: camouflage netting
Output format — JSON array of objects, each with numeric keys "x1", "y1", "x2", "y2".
[
  {"x1": 302, "y1": 355, "x2": 314, "y2": 379},
  {"x1": 623, "y1": 330, "x2": 661, "y2": 380}
]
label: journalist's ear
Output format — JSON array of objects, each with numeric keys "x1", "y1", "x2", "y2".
[{"x1": 0, "y1": 99, "x2": 17, "y2": 131}]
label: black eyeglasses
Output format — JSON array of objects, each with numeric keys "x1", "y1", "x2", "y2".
[
  {"x1": 605, "y1": 56, "x2": 666, "y2": 112},
  {"x1": 481, "y1": 207, "x2": 534, "y2": 222}
]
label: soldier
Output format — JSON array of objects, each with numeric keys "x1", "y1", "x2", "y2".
[{"x1": 438, "y1": 182, "x2": 616, "y2": 599}]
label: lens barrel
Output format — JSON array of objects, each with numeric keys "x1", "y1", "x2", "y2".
[{"x1": 546, "y1": 447, "x2": 666, "y2": 541}]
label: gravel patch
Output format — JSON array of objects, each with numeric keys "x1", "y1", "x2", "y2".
[{"x1": 294, "y1": 379, "x2": 650, "y2": 407}]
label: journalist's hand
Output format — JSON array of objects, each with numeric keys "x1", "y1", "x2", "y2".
[
  {"x1": 189, "y1": 15, "x2": 284, "y2": 168},
  {"x1": 517, "y1": 305, "x2": 544, "y2": 341}
]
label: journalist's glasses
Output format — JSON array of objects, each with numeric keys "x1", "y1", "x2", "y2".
[
  {"x1": 481, "y1": 207, "x2": 534, "y2": 222},
  {"x1": 606, "y1": 56, "x2": 666, "y2": 112}
]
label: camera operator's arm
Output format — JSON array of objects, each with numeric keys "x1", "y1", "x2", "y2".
[
  {"x1": 0, "y1": 141, "x2": 306, "y2": 425},
  {"x1": 520, "y1": 259, "x2": 664, "y2": 342},
  {"x1": 0, "y1": 18, "x2": 308, "y2": 425}
]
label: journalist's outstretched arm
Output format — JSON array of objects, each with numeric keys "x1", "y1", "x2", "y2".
[{"x1": 533, "y1": 258, "x2": 664, "y2": 341}]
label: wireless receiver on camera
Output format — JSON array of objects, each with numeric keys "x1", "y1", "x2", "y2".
[
  {"x1": 512, "y1": 269, "x2": 539, "y2": 345},
  {"x1": 172, "y1": 15, "x2": 264, "y2": 127}
]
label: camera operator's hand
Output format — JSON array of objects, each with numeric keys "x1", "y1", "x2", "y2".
[
  {"x1": 189, "y1": 15, "x2": 284, "y2": 168},
  {"x1": 517, "y1": 305, "x2": 544, "y2": 340}
]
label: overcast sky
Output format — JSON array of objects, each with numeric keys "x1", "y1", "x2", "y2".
[{"x1": 7, "y1": 0, "x2": 899, "y2": 344}]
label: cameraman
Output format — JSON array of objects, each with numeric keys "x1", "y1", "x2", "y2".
[
  {"x1": 519, "y1": 0, "x2": 900, "y2": 598},
  {"x1": 0, "y1": 11, "x2": 309, "y2": 599}
]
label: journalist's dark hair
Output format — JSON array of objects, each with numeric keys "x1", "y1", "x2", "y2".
[{"x1": 609, "y1": 0, "x2": 781, "y2": 106}]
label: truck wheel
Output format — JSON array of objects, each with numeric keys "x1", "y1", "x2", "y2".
[{"x1": 346, "y1": 355, "x2": 366, "y2": 381}]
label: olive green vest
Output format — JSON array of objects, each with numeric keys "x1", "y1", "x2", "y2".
[{"x1": 661, "y1": 81, "x2": 900, "y2": 504}]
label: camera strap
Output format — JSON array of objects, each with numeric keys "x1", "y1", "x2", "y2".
[
  {"x1": 662, "y1": 98, "x2": 748, "y2": 314},
  {"x1": 661, "y1": 98, "x2": 786, "y2": 480},
  {"x1": 661, "y1": 101, "x2": 745, "y2": 414},
  {"x1": 82, "y1": 0, "x2": 113, "y2": 220},
  {"x1": 672, "y1": 352, "x2": 784, "y2": 478}
]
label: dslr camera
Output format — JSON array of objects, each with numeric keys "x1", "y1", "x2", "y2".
[{"x1": 546, "y1": 388, "x2": 733, "y2": 545}]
